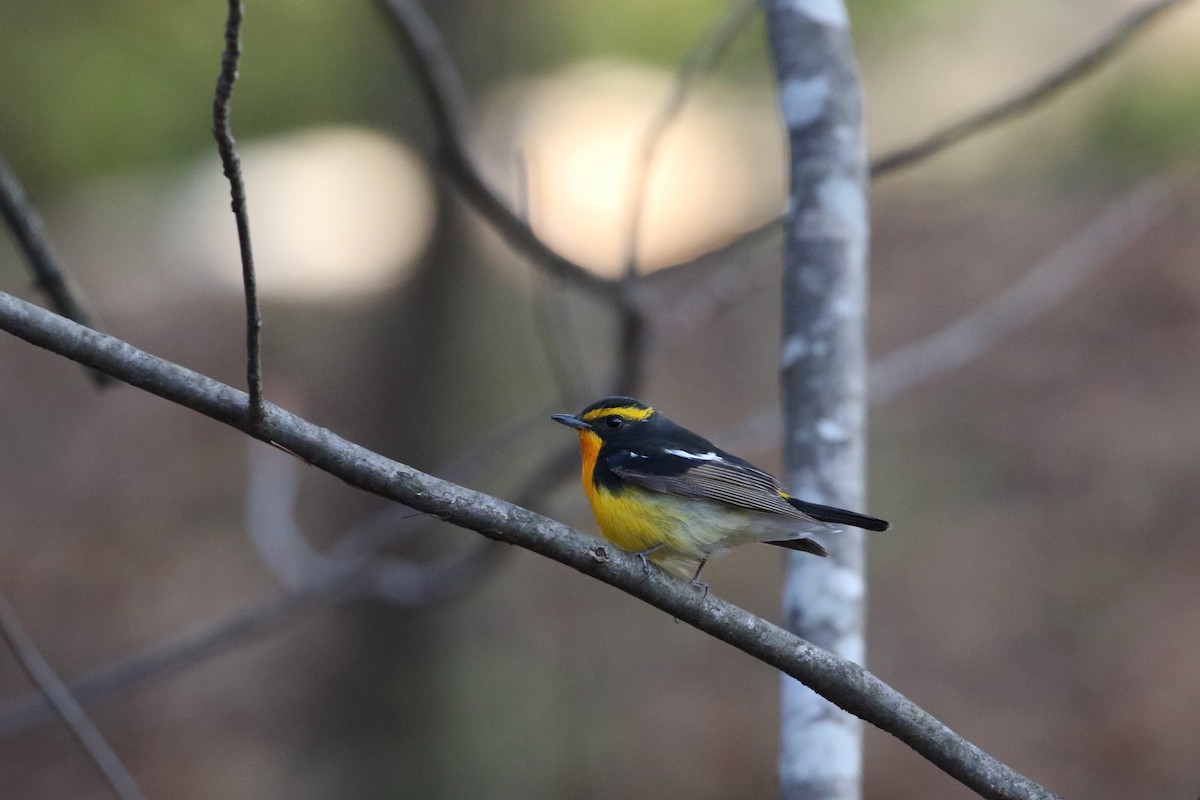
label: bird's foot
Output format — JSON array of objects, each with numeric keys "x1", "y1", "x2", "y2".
[
  {"x1": 632, "y1": 545, "x2": 663, "y2": 582},
  {"x1": 689, "y1": 559, "x2": 709, "y2": 598}
]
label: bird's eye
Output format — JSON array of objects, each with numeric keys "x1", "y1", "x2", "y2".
[{"x1": 605, "y1": 415, "x2": 624, "y2": 429}]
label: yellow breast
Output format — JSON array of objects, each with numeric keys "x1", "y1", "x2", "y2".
[
  {"x1": 587, "y1": 484, "x2": 689, "y2": 554},
  {"x1": 574, "y1": 429, "x2": 682, "y2": 554}
]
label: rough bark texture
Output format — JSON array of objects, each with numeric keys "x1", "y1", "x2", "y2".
[{"x1": 761, "y1": 2, "x2": 870, "y2": 799}]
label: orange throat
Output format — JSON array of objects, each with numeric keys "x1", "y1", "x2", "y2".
[{"x1": 574, "y1": 430, "x2": 602, "y2": 503}]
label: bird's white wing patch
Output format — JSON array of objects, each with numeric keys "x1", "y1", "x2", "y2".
[{"x1": 663, "y1": 448, "x2": 724, "y2": 462}]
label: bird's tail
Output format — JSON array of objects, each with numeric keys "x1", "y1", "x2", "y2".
[
  {"x1": 785, "y1": 497, "x2": 890, "y2": 532},
  {"x1": 765, "y1": 538, "x2": 829, "y2": 557}
]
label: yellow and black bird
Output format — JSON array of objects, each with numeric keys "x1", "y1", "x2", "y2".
[{"x1": 552, "y1": 396, "x2": 889, "y2": 582}]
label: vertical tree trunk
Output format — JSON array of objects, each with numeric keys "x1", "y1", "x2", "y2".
[{"x1": 761, "y1": 3, "x2": 870, "y2": 800}]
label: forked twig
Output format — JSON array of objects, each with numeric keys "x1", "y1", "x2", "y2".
[
  {"x1": 612, "y1": 1, "x2": 760, "y2": 394},
  {"x1": 372, "y1": 0, "x2": 615, "y2": 300}
]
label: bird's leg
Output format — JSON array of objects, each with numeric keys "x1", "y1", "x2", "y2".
[
  {"x1": 689, "y1": 559, "x2": 709, "y2": 599},
  {"x1": 632, "y1": 544, "x2": 664, "y2": 580}
]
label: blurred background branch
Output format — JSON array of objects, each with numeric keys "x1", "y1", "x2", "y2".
[
  {"x1": 372, "y1": 0, "x2": 614, "y2": 300},
  {"x1": 0, "y1": 152, "x2": 110, "y2": 386},
  {"x1": 870, "y1": 179, "x2": 1172, "y2": 404},
  {"x1": 652, "y1": 0, "x2": 1189, "y2": 270},
  {"x1": 0, "y1": 591, "x2": 147, "y2": 800},
  {"x1": 0, "y1": 439, "x2": 505, "y2": 739},
  {"x1": 870, "y1": 0, "x2": 1190, "y2": 177}
]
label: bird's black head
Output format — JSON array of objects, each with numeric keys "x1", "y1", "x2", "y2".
[{"x1": 551, "y1": 396, "x2": 659, "y2": 442}]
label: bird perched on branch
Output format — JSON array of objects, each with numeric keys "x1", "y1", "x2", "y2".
[{"x1": 552, "y1": 396, "x2": 889, "y2": 584}]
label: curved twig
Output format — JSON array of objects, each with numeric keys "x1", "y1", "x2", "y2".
[
  {"x1": 371, "y1": 0, "x2": 616, "y2": 301},
  {"x1": 0, "y1": 507, "x2": 501, "y2": 740}
]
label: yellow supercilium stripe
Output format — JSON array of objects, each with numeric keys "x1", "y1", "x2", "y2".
[{"x1": 581, "y1": 405, "x2": 653, "y2": 423}]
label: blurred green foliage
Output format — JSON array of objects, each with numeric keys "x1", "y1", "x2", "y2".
[
  {"x1": 1089, "y1": 68, "x2": 1200, "y2": 172},
  {"x1": 0, "y1": 0, "x2": 388, "y2": 185},
  {"x1": 0, "y1": 0, "x2": 934, "y2": 188},
  {"x1": 0, "y1": 0, "x2": 1193, "y2": 190}
]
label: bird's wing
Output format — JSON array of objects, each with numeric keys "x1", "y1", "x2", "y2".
[{"x1": 606, "y1": 448, "x2": 814, "y2": 520}]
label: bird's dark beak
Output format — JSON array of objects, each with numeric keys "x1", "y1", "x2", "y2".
[{"x1": 551, "y1": 413, "x2": 591, "y2": 431}]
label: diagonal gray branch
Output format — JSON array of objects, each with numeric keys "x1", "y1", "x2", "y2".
[{"x1": 0, "y1": 290, "x2": 1058, "y2": 799}]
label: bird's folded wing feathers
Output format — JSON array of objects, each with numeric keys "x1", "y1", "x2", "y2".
[{"x1": 607, "y1": 449, "x2": 815, "y2": 520}]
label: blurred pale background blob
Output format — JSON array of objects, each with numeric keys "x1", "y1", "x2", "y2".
[
  {"x1": 171, "y1": 126, "x2": 436, "y2": 301},
  {"x1": 50, "y1": 126, "x2": 436, "y2": 310},
  {"x1": 479, "y1": 62, "x2": 786, "y2": 277}
]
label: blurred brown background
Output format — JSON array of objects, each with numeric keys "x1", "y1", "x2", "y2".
[{"x1": 1, "y1": 0, "x2": 1199, "y2": 798}]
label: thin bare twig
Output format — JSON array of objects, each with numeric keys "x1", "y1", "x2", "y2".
[
  {"x1": 212, "y1": 0, "x2": 264, "y2": 431},
  {"x1": 870, "y1": 0, "x2": 1188, "y2": 178},
  {"x1": 611, "y1": 285, "x2": 647, "y2": 397},
  {"x1": 870, "y1": 180, "x2": 1170, "y2": 403},
  {"x1": 646, "y1": 212, "x2": 783, "y2": 285},
  {"x1": 371, "y1": 0, "x2": 616, "y2": 301},
  {"x1": 609, "y1": 0, "x2": 758, "y2": 398},
  {"x1": 609, "y1": 0, "x2": 760, "y2": 396},
  {"x1": 0, "y1": 590, "x2": 147, "y2": 800},
  {"x1": 0, "y1": 152, "x2": 112, "y2": 386},
  {"x1": 245, "y1": 444, "x2": 332, "y2": 588},
  {"x1": 618, "y1": 0, "x2": 758, "y2": 279},
  {"x1": 653, "y1": 241, "x2": 780, "y2": 350}
]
